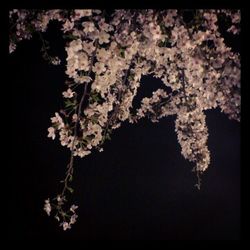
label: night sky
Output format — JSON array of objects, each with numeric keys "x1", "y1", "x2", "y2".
[{"x1": 9, "y1": 19, "x2": 240, "y2": 240}]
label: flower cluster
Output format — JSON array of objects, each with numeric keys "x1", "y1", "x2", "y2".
[
  {"x1": 9, "y1": 9, "x2": 240, "y2": 230},
  {"x1": 175, "y1": 108, "x2": 210, "y2": 172},
  {"x1": 43, "y1": 197, "x2": 78, "y2": 230}
]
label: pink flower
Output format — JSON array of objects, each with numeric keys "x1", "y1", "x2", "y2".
[
  {"x1": 82, "y1": 22, "x2": 95, "y2": 33},
  {"x1": 70, "y1": 214, "x2": 78, "y2": 225},
  {"x1": 61, "y1": 222, "x2": 71, "y2": 231},
  {"x1": 70, "y1": 204, "x2": 78, "y2": 212},
  {"x1": 51, "y1": 112, "x2": 64, "y2": 129},
  {"x1": 47, "y1": 127, "x2": 56, "y2": 140},
  {"x1": 44, "y1": 199, "x2": 51, "y2": 216},
  {"x1": 62, "y1": 20, "x2": 74, "y2": 32},
  {"x1": 99, "y1": 31, "x2": 110, "y2": 44},
  {"x1": 62, "y1": 88, "x2": 74, "y2": 98},
  {"x1": 92, "y1": 62, "x2": 106, "y2": 75},
  {"x1": 74, "y1": 9, "x2": 92, "y2": 19}
]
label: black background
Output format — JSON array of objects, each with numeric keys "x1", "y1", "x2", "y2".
[{"x1": 9, "y1": 19, "x2": 240, "y2": 240}]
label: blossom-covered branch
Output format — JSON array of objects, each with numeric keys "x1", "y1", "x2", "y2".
[{"x1": 9, "y1": 9, "x2": 240, "y2": 230}]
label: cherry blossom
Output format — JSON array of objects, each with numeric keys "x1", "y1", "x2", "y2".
[
  {"x1": 44, "y1": 199, "x2": 51, "y2": 216},
  {"x1": 9, "y1": 9, "x2": 240, "y2": 231},
  {"x1": 47, "y1": 127, "x2": 56, "y2": 140},
  {"x1": 62, "y1": 88, "x2": 74, "y2": 98}
]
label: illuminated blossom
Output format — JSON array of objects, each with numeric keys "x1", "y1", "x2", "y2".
[
  {"x1": 61, "y1": 222, "x2": 71, "y2": 231},
  {"x1": 82, "y1": 22, "x2": 95, "y2": 33},
  {"x1": 48, "y1": 127, "x2": 56, "y2": 140},
  {"x1": 51, "y1": 112, "x2": 64, "y2": 129},
  {"x1": 44, "y1": 199, "x2": 51, "y2": 216},
  {"x1": 92, "y1": 62, "x2": 106, "y2": 74},
  {"x1": 62, "y1": 20, "x2": 74, "y2": 32},
  {"x1": 99, "y1": 31, "x2": 110, "y2": 44},
  {"x1": 9, "y1": 8, "x2": 240, "y2": 231},
  {"x1": 75, "y1": 9, "x2": 92, "y2": 18},
  {"x1": 62, "y1": 88, "x2": 74, "y2": 98}
]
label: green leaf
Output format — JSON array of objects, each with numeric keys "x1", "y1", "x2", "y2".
[
  {"x1": 67, "y1": 187, "x2": 74, "y2": 193},
  {"x1": 65, "y1": 99, "x2": 76, "y2": 108},
  {"x1": 90, "y1": 91, "x2": 102, "y2": 103},
  {"x1": 106, "y1": 134, "x2": 111, "y2": 140},
  {"x1": 69, "y1": 175, "x2": 73, "y2": 182},
  {"x1": 120, "y1": 49, "x2": 125, "y2": 58}
]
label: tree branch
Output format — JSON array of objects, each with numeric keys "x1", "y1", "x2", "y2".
[{"x1": 61, "y1": 39, "x2": 98, "y2": 196}]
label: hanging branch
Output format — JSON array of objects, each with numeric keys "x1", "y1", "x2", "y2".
[
  {"x1": 61, "y1": 39, "x2": 99, "y2": 196},
  {"x1": 9, "y1": 9, "x2": 240, "y2": 231}
]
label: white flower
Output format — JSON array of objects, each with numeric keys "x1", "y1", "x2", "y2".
[
  {"x1": 51, "y1": 112, "x2": 64, "y2": 129},
  {"x1": 75, "y1": 9, "x2": 92, "y2": 18},
  {"x1": 59, "y1": 129, "x2": 72, "y2": 147},
  {"x1": 164, "y1": 14, "x2": 175, "y2": 27},
  {"x1": 92, "y1": 62, "x2": 106, "y2": 75},
  {"x1": 98, "y1": 18, "x2": 112, "y2": 32},
  {"x1": 74, "y1": 148, "x2": 91, "y2": 158},
  {"x1": 83, "y1": 42, "x2": 95, "y2": 55},
  {"x1": 99, "y1": 31, "x2": 110, "y2": 44},
  {"x1": 70, "y1": 214, "x2": 78, "y2": 225},
  {"x1": 61, "y1": 222, "x2": 71, "y2": 231},
  {"x1": 70, "y1": 204, "x2": 78, "y2": 212},
  {"x1": 48, "y1": 127, "x2": 56, "y2": 140},
  {"x1": 96, "y1": 48, "x2": 110, "y2": 63},
  {"x1": 44, "y1": 199, "x2": 51, "y2": 216},
  {"x1": 151, "y1": 24, "x2": 162, "y2": 40},
  {"x1": 69, "y1": 39, "x2": 82, "y2": 53},
  {"x1": 62, "y1": 88, "x2": 75, "y2": 98},
  {"x1": 51, "y1": 56, "x2": 61, "y2": 65},
  {"x1": 66, "y1": 136, "x2": 75, "y2": 149},
  {"x1": 82, "y1": 22, "x2": 95, "y2": 33},
  {"x1": 9, "y1": 42, "x2": 16, "y2": 53},
  {"x1": 84, "y1": 105, "x2": 97, "y2": 117},
  {"x1": 77, "y1": 52, "x2": 89, "y2": 71},
  {"x1": 232, "y1": 12, "x2": 240, "y2": 23},
  {"x1": 62, "y1": 20, "x2": 74, "y2": 32},
  {"x1": 75, "y1": 75, "x2": 92, "y2": 84},
  {"x1": 227, "y1": 25, "x2": 239, "y2": 35}
]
